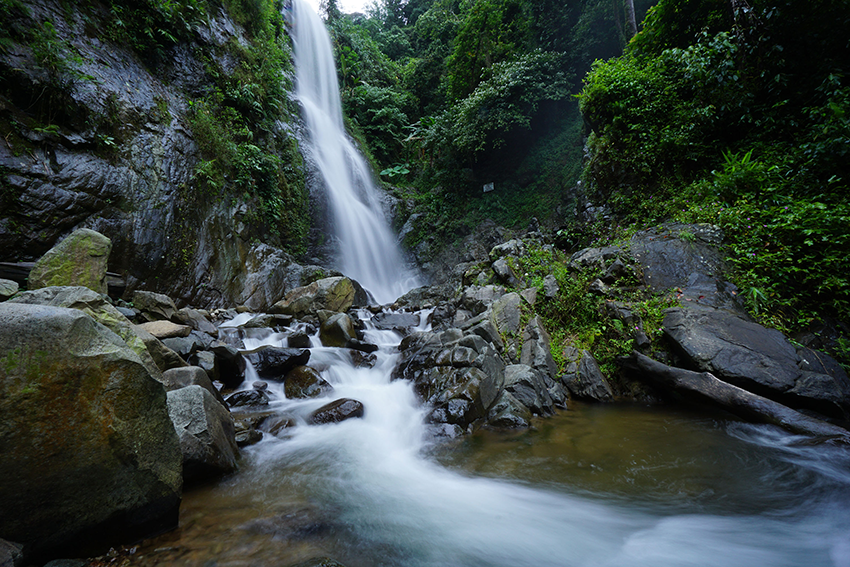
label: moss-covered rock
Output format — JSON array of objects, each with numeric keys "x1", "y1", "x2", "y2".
[
  {"x1": 0, "y1": 302, "x2": 182, "y2": 560},
  {"x1": 27, "y1": 229, "x2": 111, "y2": 295}
]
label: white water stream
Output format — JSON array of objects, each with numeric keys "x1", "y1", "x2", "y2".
[
  {"x1": 165, "y1": 5, "x2": 850, "y2": 566},
  {"x1": 291, "y1": 0, "x2": 420, "y2": 304}
]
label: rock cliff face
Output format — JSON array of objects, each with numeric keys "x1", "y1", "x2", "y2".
[{"x1": 0, "y1": 0, "x2": 310, "y2": 310}]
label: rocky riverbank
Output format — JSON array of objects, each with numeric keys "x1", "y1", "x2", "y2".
[{"x1": 2, "y1": 223, "x2": 849, "y2": 567}]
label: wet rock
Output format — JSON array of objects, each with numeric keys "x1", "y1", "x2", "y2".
[
  {"x1": 167, "y1": 385, "x2": 239, "y2": 482},
  {"x1": 319, "y1": 312, "x2": 356, "y2": 347},
  {"x1": 271, "y1": 277, "x2": 356, "y2": 318},
  {"x1": 0, "y1": 303, "x2": 182, "y2": 558},
  {"x1": 132, "y1": 291, "x2": 178, "y2": 322},
  {"x1": 0, "y1": 279, "x2": 19, "y2": 301},
  {"x1": 137, "y1": 320, "x2": 192, "y2": 340},
  {"x1": 226, "y1": 389, "x2": 270, "y2": 408},
  {"x1": 309, "y1": 398, "x2": 365, "y2": 424},
  {"x1": 161, "y1": 366, "x2": 227, "y2": 407},
  {"x1": 235, "y1": 427, "x2": 264, "y2": 447},
  {"x1": 245, "y1": 347, "x2": 311, "y2": 380},
  {"x1": 285, "y1": 366, "x2": 334, "y2": 399},
  {"x1": 504, "y1": 364, "x2": 554, "y2": 415},
  {"x1": 288, "y1": 331, "x2": 312, "y2": 348},
  {"x1": 27, "y1": 228, "x2": 111, "y2": 295},
  {"x1": 372, "y1": 311, "x2": 421, "y2": 332},
  {"x1": 209, "y1": 341, "x2": 245, "y2": 388},
  {"x1": 244, "y1": 313, "x2": 294, "y2": 329},
  {"x1": 561, "y1": 347, "x2": 614, "y2": 402},
  {"x1": 350, "y1": 350, "x2": 377, "y2": 368},
  {"x1": 664, "y1": 306, "x2": 850, "y2": 418},
  {"x1": 487, "y1": 391, "x2": 532, "y2": 428}
]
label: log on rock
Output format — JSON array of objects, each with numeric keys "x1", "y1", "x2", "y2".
[{"x1": 623, "y1": 351, "x2": 850, "y2": 441}]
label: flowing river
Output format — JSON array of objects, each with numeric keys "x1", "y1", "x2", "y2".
[
  {"x1": 127, "y1": 3, "x2": 850, "y2": 565},
  {"x1": 131, "y1": 312, "x2": 850, "y2": 567}
]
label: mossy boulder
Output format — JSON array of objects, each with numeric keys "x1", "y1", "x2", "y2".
[
  {"x1": 0, "y1": 303, "x2": 182, "y2": 560},
  {"x1": 270, "y1": 277, "x2": 356, "y2": 318},
  {"x1": 27, "y1": 229, "x2": 111, "y2": 295}
]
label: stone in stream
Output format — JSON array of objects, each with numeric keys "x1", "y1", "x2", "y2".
[
  {"x1": 226, "y1": 389, "x2": 271, "y2": 408},
  {"x1": 166, "y1": 385, "x2": 239, "y2": 482},
  {"x1": 27, "y1": 228, "x2": 111, "y2": 295},
  {"x1": 161, "y1": 366, "x2": 228, "y2": 408},
  {"x1": 0, "y1": 303, "x2": 182, "y2": 559},
  {"x1": 270, "y1": 276, "x2": 356, "y2": 318},
  {"x1": 371, "y1": 311, "x2": 420, "y2": 332},
  {"x1": 319, "y1": 312, "x2": 356, "y2": 347},
  {"x1": 309, "y1": 398, "x2": 365, "y2": 424},
  {"x1": 245, "y1": 346, "x2": 311, "y2": 380},
  {"x1": 284, "y1": 365, "x2": 334, "y2": 399}
]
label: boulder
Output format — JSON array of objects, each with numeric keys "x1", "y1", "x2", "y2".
[
  {"x1": 191, "y1": 350, "x2": 219, "y2": 383},
  {"x1": 27, "y1": 228, "x2": 111, "y2": 295},
  {"x1": 245, "y1": 346, "x2": 311, "y2": 380},
  {"x1": 270, "y1": 277, "x2": 356, "y2": 317},
  {"x1": 288, "y1": 331, "x2": 312, "y2": 348},
  {"x1": 561, "y1": 347, "x2": 614, "y2": 402},
  {"x1": 209, "y1": 341, "x2": 245, "y2": 388},
  {"x1": 491, "y1": 258, "x2": 522, "y2": 288},
  {"x1": 371, "y1": 312, "x2": 421, "y2": 332},
  {"x1": 319, "y1": 313, "x2": 356, "y2": 347},
  {"x1": 487, "y1": 391, "x2": 533, "y2": 428},
  {"x1": 0, "y1": 279, "x2": 18, "y2": 301},
  {"x1": 489, "y1": 239, "x2": 525, "y2": 262},
  {"x1": 504, "y1": 364, "x2": 554, "y2": 415},
  {"x1": 309, "y1": 398, "x2": 365, "y2": 424},
  {"x1": 664, "y1": 306, "x2": 850, "y2": 418},
  {"x1": 284, "y1": 366, "x2": 334, "y2": 399},
  {"x1": 161, "y1": 366, "x2": 227, "y2": 407},
  {"x1": 459, "y1": 285, "x2": 507, "y2": 315},
  {"x1": 132, "y1": 291, "x2": 178, "y2": 322},
  {"x1": 137, "y1": 320, "x2": 192, "y2": 340},
  {"x1": 569, "y1": 245, "x2": 621, "y2": 270},
  {"x1": 133, "y1": 325, "x2": 188, "y2": 373},
  {"x1": 520, "y1": 315, "x2": 558, "y2": 380},
  {"x1": 0, "y1": 303, "x2": 182, "y2": 559},
  {"x1": 8, "y1": 286, "x2": 163, "y2": 382},
  {"x1": 630, "y1": 223, "x2": 743, "y2": 313},
  {"x1": 226, "y1": 389, "x2": 270, "y2": 409},
  {"x1": 171, "y1": 308, "x2": 218, "y2": 337},
  {"x1": 166, "y1": 385, "x2": 239, "y2": 482}
]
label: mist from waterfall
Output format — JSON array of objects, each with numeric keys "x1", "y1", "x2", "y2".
[{"x1": 290, "y1": 0, "x2": 420, "y2": 304}]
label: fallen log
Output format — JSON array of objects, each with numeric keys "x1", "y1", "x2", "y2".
[{"x1": 622, "y1": 351, "x2": 850, "y2": 442}]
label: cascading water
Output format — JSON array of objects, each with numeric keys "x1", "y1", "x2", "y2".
[{"x1": 290, "y1": 0, "x2": 420, "y2": 304}]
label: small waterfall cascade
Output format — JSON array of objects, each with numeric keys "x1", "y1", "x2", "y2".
[{"x1": 290, "y1": 0, "x2": 420, "y2": 304}]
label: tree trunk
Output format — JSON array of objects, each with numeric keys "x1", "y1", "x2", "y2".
[{"x1": 624, "y1": 0, "x2": 637, "y2": 39}]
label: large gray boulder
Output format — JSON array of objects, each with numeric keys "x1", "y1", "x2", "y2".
[
  {"x1": 9, "y1": 286, "x2": 163, "y2": 382},
  {"x1": 0, "y1": 279, "x2": 18, "y2": 301},
  {"x1": 166, "y1": 385, "x2": 238, "y2": 482},
  {"x1": 0, "y1": 303, "x2": 182, "y2": 558},
  {"x1": 27, "y1": 228, "x2": 111, "y2": 295},
  {"x1": 664, "y1": 306, "x2": 850, "y2": 419}
]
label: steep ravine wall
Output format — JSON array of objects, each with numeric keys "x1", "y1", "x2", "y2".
[{"x1": 0, "y1": 0, "x2": 311, "y2": 309}]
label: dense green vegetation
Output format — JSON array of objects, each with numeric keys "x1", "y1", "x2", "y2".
[
  {"x1": 578, "y1": 0, "x2": 850, "y2": 338},
  {"x1": 323, "y1": 0, "x2": 653, "y2": 242}
]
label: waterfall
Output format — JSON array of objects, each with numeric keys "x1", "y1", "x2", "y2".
[{"x1": 290, "y1": 0, "x2": 421, "y2": 305}]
